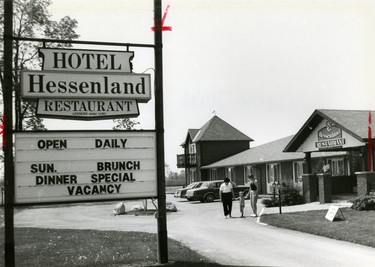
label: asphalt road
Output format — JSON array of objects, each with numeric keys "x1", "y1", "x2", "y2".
[{"x1": 13, "y1": 195, "x2": 375, "y2": 267}]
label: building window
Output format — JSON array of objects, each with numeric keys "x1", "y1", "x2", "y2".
[
  {"x1": 210, "y1": 169, "x2": 218, "y2": 181},
  {"x1": 225, "y1": 167, "x2": 235, "y2": 181},
  {"x1": 189, "y1": 143, "x2": 196, "y2": 154},
  {"x1": 329, "y1": 158, "x2": 348, "y2": 176},
  {"x1": 266, "y1": 163, "x2": 281, "y2": 183},
  {"x1": 293, "y1": 161, "x2": 305, "y2": 184},
  {"x1": 191, "y1": 169, "x2": 196, "y2": 182}
]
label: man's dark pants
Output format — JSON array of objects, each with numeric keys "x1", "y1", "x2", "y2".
[{"x1": 222, "y1": 192, "x2": 233, "y2": 216}]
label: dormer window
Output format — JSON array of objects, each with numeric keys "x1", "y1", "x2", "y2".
[{"x1": 189, "y1": 144, "x2": 196, "y2": 154}]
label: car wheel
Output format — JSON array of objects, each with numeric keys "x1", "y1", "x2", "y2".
[{"x1": 205, "y1": 194, "x2": 215, "y2": 202}]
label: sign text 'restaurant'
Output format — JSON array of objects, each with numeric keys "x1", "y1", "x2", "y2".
[{"x1": 37, "y1": 99, "x2": 139, "y2": 119}]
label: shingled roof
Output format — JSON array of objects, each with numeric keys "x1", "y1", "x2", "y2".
[
  {"x1": 180, "y1": 129, "x2": 200, "y2": 146},
  {"x1": 192, "y1": 116, "x2": 253, "y2": 142},
  {"x1": 284, "y1": 109, "x2": 374, "y2": 152},
  {"x1": 202, "y1": 135, "x2": 346, "y2": 169},
  {"x1": 317, "y1": 109, "x2": 372, "y2": 139}
]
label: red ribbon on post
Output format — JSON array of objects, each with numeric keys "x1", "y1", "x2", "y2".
[
  {"x1": 0, "y1": 115, "x2": 4, "y2": 135},
  {"x1": 0, "y1": 115, "x2": 5, "y2": 148},
  {"x1": 152, "y1": 5, "x2": 172, "y2": 32}
]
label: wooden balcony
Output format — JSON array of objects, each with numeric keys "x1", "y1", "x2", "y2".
[{"x1": 176, "y1": 154, "x2": 197, "y2": 168}]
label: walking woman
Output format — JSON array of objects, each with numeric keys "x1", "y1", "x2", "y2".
[
  {"x1": 247, "y1": 175, "x2": 258, "y2": 217},
  {"x1": 219, "y1": 178, "x2": 235, "y2": 218}
]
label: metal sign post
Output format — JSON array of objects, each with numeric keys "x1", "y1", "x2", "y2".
[
  {"x1": 2, "y1": 0, "x2": 169, "y2": 265},
  {"x1": 154, "y1": 0, "x2": 169, "y2": 264},
  {"x1": 3, "y1": 0, "x2": 15, "y2": 266}
]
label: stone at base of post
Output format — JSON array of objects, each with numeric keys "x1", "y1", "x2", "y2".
[
  {"x1": 317, "y1": 173, "x2": 332, "y2": 204},
  {"x1": 356, "y1": 172, "x2": 375, "y2": 197},
  {"x1": 302, "y1": 174, "x2": 318, "y2": 203}
]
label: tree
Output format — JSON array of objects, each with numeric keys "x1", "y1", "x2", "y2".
[
  {"x1": 0, "y1": 0, "x2": 79, "y2": 130},
  {"x1": 165, "y1": 163, "x2": 173, "y2": 179},
  {"x1": 112, "y1": 118, "x2": 139, "y2": 130}
]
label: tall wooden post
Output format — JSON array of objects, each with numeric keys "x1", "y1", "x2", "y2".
[
  {"x1": 154, "y1": 0, "x2": 168, "y2": 264},
  {"x1": 304, "y1": 152, "x2": 312, "y2": 173},
  {"x1": 3, "y1": 0, "x2": 15, "y2": 266}
]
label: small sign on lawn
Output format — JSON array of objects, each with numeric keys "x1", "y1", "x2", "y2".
[{"x1": 325, "y1": 205, "x2": 345, "y2": 221}]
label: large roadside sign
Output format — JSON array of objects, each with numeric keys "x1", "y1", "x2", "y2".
[
  {"x1": 14, "y1": 131, "x2": 157, "y2": 204},
  {"x1": 20, "y1": 48, "x2": 151, "y2": 119}
]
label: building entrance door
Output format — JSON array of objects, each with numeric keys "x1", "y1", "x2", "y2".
[{"x1": 266, "y1": 163, "x2": 281, "y2": 194}]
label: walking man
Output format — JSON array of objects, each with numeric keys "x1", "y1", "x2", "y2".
[{"x1": 219, "y1": 178, "x2": 235, "y2": 218}]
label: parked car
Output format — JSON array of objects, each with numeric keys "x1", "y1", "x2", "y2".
[
  {"x1": 185, "y1": 180, "x2": 249, "y2": 203},
  {"x1": 174, "y1": 182, "x2": 203, "y2": 198}
]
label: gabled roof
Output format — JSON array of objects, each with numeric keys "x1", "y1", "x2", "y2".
[
  {"x1": 180, "y1": 129, "x2": 200, "y2": 146},
  {"x1": 284, "y1": 109, "x2": 374, "y2": 152},
  {"x1": 192, "y1": 116, "x2": 253, "y2": 142},
  {"x1": 202, "y1": 135, "x2": 347, "y2": 169}
]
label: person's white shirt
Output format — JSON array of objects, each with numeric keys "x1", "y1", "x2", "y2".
[
  {"x1": 220, "y1": 182, "x2": 233, "y2": 193},
  {"x1": 323, "y1": 163, "x2": 330, "y2": 173}
]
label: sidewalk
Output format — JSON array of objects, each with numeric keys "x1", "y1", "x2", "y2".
[{"x1": 260, "y1": 199, "x2": 352, "y2": 215}]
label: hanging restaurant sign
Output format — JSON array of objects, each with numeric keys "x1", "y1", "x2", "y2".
[
  {"x1": 36, "y1": 99, "x2": 139, "y2": 120},
  {"x1": 315, "y1": 121, "x2": 345, "y2": 149}
]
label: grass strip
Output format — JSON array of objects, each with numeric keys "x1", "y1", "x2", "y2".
[
  {"x1": 0, "y1": 227, "x2": 221, "y2": 267},
  {"x1": 260, "y1": 208, "x2": 375, "y2": 248}
]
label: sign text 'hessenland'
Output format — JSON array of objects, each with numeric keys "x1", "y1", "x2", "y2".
[{"x1": 22, "y1": 71, "x2": 151, "y2": 101}]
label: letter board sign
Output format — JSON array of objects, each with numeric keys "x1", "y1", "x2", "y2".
[{"x1": 14, "y1": 131, "x2": 157, "y2": 204}]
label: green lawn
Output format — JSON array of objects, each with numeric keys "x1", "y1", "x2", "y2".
[
  {"x1": 0, "y1": 227, "x2": 222, "y2": 267},
  {"x1": 260, "y1": 208, "x2": 375, "y2": 248},
  {"x1": 2, "y1": 207, "x2": 374, "y2": 266}
]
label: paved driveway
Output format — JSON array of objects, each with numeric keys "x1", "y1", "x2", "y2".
[{"x1": 13, "y1": 195, "x2": 375, "y2": 267}]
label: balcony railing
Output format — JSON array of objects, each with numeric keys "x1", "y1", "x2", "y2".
[{"x1": 176, "y1": 153, "x2": 197, "y2": 168}]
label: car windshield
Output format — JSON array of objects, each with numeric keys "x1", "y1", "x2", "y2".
[
  {"x1": 185, "y1": 183, "x2": 197, "y2": 189},
  {"x1": 201, "y1": 182, "x2": 210, "y2": 188},
  {"x1": 194, "y1": 183, "x2": 203, "y2": 188}
]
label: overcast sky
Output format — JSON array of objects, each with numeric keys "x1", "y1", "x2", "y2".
[{"x1": 45, "y1": 0, "x2": 375, "y2": 172}]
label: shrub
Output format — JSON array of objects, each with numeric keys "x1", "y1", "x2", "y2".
[
  {"x1": 262, "y1": 198, "x2": 279, "y2": 207},
  {"x1": 261, "y1": 183, "x2": 304, "y2": 207},
  {"x1": 280, "y1": 183, "x2": 304, "y2": 206},
  {"x1": 350, "y1": 195, "x2": 375, "y2": 211}
]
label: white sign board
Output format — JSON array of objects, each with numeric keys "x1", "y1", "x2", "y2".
[
  {"x1": 15, "y1": 131, "x2": 157, "y2": 204},
  {"x1": 325, "y1": 205, "x2": 341, "y2": 221},
  {"x1": 39, "y1": 48, "x2": 134, "y2": 72},
  {"x1": 21, "y1": 71, "x2": 151, "y2": 102},
  {"x1": 36, "y1": 99, "x2": 139, "y2": 120},
  {"x1": 297, "y1": 119, "x2": 365, "y2": 152}
]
